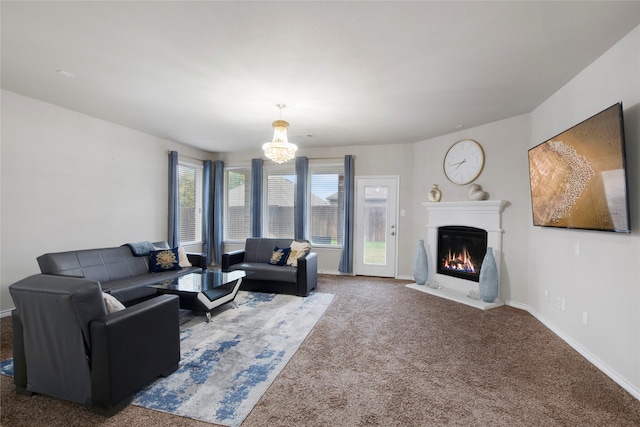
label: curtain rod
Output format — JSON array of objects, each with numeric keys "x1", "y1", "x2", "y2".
[{"x1": 166, "y1": 150, "x2": 206, "y2": 163}]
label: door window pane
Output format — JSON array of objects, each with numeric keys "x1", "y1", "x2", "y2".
[{"x1": 363, "y1": 185, "x2": 387, "y2": 265}]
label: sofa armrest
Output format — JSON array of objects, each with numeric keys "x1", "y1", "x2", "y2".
[
  {"x1": 186, "y1": 252, "x2": 207, "y2": 269},
  {"x1": 89, "y1": 294, "x2": 180, "y2": 415},
  {"x1": 222, "y1": 250, "x2": 245, "y2": 271},
  {"x1": 296, "y1": 252, "x2": 318, "y2": 297}
]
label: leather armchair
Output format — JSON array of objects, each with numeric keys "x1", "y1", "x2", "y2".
[{"x1": 10, "y1": 274, "x2": 180, "y2": 416}]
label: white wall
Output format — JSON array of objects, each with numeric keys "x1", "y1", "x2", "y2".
[
  {"x1": 0, "y1": 90, "x2": 214, "y2": 312},
  {"x1": 527, "y1": 26, "x2": 640, "y2": 395},
  {"x1": 412, "y1": 114, "x2": 532, "y2": 304}
]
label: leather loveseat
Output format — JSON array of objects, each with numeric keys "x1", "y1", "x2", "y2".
[
  {"x1": 222, "y1": 238, "x2": 317, "y2": 297},
  {"x1": 36, "y1": 241, "x2": 205, "y2": 305}
]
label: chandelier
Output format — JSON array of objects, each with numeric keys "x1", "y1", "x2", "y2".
[{"x1": 262, "y1": 104, "x2": 297, "y2": 163}]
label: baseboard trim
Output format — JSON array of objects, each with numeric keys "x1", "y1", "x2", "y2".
[
  {"x1": 505, "y1": 299, "x2": 640, "y2": 401},
  {"x1": 1, "y1": 309, "x2": 13, "y2": 318}
]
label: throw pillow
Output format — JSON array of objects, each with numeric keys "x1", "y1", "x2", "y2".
[
  {"x1": 286, "y1": 240, "x2": 312, "y2": 267},
  {"x1": 149, "y1": 247, "x2": 182, "y2": 272},
  {"x1": 268, "y1": 246, "x2": 291, "y2": 266},
  {"x1": 102, "y1": 292, "x2": 125, "y2": 314},
  {"x1": 178, "y1": 246, "x2": 192, "y2": 267}
]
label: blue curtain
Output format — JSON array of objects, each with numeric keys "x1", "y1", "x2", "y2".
[
  {"x1": 202, "y1": 160, "x2": 213, "y2": 265},
  {"x1": 339, "y1": 155, "x2": 354, "y2": 274},
  {"x1": 168, "y1": 151, "x2": 180, "y2": 248},
  {"x1": 250, "y1": 158, "x2": 263, "y2": 237},
  {"x1": 294, "y1": 156, "x2": 308, "y2": 240},
  {"x1": 213, "y1": 160, "x2": 224, "y2": 265}
]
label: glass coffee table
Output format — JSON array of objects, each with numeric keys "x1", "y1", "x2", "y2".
[{"x1": 149, "y1": 270, "x2": 249, "y2": 322}]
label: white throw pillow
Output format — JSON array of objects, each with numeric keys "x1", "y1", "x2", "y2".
[
  {"x1": 102, "y1": 292, "x2": 126, "y2": 314},
  {"x1": 178, "y1": 246, "x2": 192, "y2": 267},
  {"x1": 286, "y1": 241, "x2": 312, "y2": 267}
]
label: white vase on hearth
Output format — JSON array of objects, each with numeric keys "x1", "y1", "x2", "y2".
[
  {"x1": 479, "y1": 247, "x2": 499, "y2": 303},
  {"x1": 413, "y1": 239, "x2": 429, "y2": 285}
]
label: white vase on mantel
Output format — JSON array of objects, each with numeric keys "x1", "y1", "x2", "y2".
[{"x1": 428, "y1": 184, "x2": 442, "y2": 202}]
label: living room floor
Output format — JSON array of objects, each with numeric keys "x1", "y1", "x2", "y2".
[{"x1": 2, "y1": 274, "x2": 640, "y2": 426}]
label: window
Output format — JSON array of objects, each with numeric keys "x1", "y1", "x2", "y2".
[
  {"x1": 178, "y1": 162, "x2": 203, "y2": 245},
  {"x1": 264, "y1": 166, "x2": 295, "y2": 238},
  {"x1": 309, "y1": 164, "x2": 344, "y2": 246},
  {"x1": 222, "y1": 160, "x2": 345, "y2": 244},
  {"x1": 224, "y1": 167, "x2": 252, "y2": 241}
]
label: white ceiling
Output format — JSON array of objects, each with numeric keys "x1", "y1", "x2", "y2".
[{"x1": 2, "y1": 1, "x2": 640, "y2": 153}]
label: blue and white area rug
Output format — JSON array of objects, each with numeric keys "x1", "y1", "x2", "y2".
[{"x1": 1, "y1": 290, "x2": 334, "y2": 427}]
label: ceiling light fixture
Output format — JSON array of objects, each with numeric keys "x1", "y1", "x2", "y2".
[{"x1": 262, "y1": 104, "x2": 297, "y2": 163}]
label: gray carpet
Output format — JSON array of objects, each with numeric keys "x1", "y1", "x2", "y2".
[{"x1": 2, "y1": 274, "x2": 640, "y2": 426}]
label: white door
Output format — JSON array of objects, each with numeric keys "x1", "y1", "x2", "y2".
[{"x1": 354, "y1": 176, "x2": 398, "y2": 277}]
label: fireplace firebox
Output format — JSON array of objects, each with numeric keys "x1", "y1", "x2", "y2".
[{"x1": 437, "y1": 226, "x2": 487, "y2": 282}]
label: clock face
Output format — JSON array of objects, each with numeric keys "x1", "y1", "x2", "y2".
[{"x1": 443, "y1": 139, "x2": 485, "y2": 185}]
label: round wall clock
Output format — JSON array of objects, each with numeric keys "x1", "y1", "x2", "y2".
[{"x1": 443, "y1": 139, "x2": 485, "y2": 185}]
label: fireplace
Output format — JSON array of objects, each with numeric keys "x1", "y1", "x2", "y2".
[
  {"x1": 437, "y1": 226, "x2": 487, "y2": 282},
  {"x1": 407, "y1": 200, "x2": 508, "y2": 310}
]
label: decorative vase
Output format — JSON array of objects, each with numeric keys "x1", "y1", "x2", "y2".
[
  {"x1": 468, "y1": 184, "x2": 488, "y2": 201},
  {"x1": 428, "y1": 184, "x2": 442, "y2": 202},
  {"x1": 413, "y1": 239, "x2": 429, "y2": 285},
  {"x1": 479, "y1": 247, "x2": 499, "y2": 303}
]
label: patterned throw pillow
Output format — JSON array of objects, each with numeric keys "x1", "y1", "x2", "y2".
[
  {"x1": 149, "y1": 248, "x2": 182, "y2": 272},
  {"x1": 268, "y1": 246, "x2": 291, "y2": 266},
  {"x1": 286, "y1": 241, "x2": 312, "y2": 267}
]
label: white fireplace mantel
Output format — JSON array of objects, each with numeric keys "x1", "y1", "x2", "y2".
[{"x1": 407, "y1": 200, "x2": 509, "y2": 310}]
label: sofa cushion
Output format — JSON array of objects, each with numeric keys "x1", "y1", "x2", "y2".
[
  {"x1": 37, "y1": 247, "x2": 149, "y2": 282},
  {"x1": 232, "y1": 262, "x2": 298, "y2": 283},
  {"x1": 268, "y1": 247, "x2": 291, "y2": 266},
  {"x1": 103, "y1": 267, "x2": 198, "y2": 303},
  {"x1": 149, "y1": 248, "x2": 182, "y2": 272}
]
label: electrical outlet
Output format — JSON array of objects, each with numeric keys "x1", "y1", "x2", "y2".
[
  {"x1": 556, "y1": 297, "x2": 562, "y2": 309},
  {"x1": 582, "y1": 312, "x2": 589, "y2": 325},
  {"x1": 574, "y1": 242, "x2": 581, "y2": 256},
  {"x1": 544, "y1": 290, "x2": 549, "y2": 301},
  {"x1": 561, "y1": 298, "x2": 566, "y2": 312}
]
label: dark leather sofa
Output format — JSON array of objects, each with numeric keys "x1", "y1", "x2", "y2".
[
  {"x1": 10, "y1": 274, "x2": 180, "y2": 416},
  {"x1": 36, "y1": 241, "x2": 205, "y2": 305},
  {"x1": 221, "y1": 238, "x2": 317, "y2": 297}
]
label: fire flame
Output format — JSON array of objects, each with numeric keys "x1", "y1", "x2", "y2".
[{"x1": 442, "y1": 246, "x2": 477, "y2": 274}]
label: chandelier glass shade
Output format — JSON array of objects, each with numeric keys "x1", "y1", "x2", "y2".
[{"x1": 262, "y1": 107, "x2": 297, "y2": 163}]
